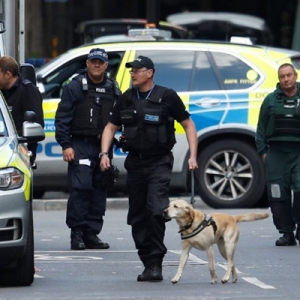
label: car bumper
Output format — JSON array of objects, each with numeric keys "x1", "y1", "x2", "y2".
[{"x1": 0, "y1": 189, "x2": 30, "y2": 265}]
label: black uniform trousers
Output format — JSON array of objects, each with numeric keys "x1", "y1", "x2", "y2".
[
  {"x1": 265, "y1": 142, "x2": 300, "y2": 233},
  {"x1": 124, "y1": 151, "x2": 174, "y2": 267},
  {"x1": 66, "y1": 137, "x2": 107, "y2": 234}
]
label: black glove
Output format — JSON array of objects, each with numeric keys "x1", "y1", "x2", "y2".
[{"x1": 93, "y1": 165, "x2": 119, "y2": 189}]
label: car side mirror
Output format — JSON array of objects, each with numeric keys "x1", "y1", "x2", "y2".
[{"x1": 20, "y1": 111, "x2": 45, "y2": 142}]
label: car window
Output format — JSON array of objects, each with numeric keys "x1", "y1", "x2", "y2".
[
  {"x1": 211, "y1": 52, "x2": 260, "y2": 90},
  {"x1": 41, "y1": 52, "x2": 124, "y2": 99},
  {"x1": 192, "y1": 51, "x2": 221, "y2": 91},
  {"x1": 292, "y1": 57, "x2": 300, "y2": 70},
  {"x1": 0, "y1": 110, "x2": 7, "y2": 136},
  {"x1": 135, "y1": 50, "x2": 195, "y2": 92}
]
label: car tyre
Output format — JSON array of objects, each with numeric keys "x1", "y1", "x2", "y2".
[
  {"x1": 0, "y1": 202, "x2": 34, "y2": 287},
  {"x1": 196, "y1": 139, "x2": 266, "y2": 208}
]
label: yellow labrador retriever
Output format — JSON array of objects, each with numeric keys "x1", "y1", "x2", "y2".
[{"x1": 163, "y1": 199, "x2": 269, "y2": 284}]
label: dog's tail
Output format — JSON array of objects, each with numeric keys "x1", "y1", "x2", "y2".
[{"x1": 234, "y1": 212, "x2": 269, "y2": 223}]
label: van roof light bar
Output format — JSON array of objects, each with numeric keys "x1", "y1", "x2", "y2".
[{"x1": 128, "y1": 28, "x2": 172, "y2": 40}]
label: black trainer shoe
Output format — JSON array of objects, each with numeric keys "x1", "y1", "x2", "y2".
[
  {"x1": 137, "y1": 264, "x2": 163, "y2": 282},
  {"x1": 83, "y1": 233, "x2": 110, "y2": 249},
  {"x1": 275, "y1": 232, "x2": 297, "y2": 246},
  {"x1": 70, "y1": 230, "x2": 85, "y2": 250}
]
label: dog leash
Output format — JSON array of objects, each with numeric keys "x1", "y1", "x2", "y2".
[{"x1": 190, "y1": 169, "x2": 195, "y2": 207}]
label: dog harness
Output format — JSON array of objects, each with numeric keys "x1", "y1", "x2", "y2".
[{"x1": 179, "y1": 214, "x2": 217, "y2": 240}]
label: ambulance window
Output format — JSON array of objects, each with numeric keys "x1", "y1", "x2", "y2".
[
  {"x1": 211, "y1": 52, "x2": 260, "y2": 90},
  {"x1": 192, "y1": 51, "x2": 221, "y2": 91},
  {"x1": 291, "y1": 57, "x2": 300, "y2": 70},
  {"x1": 42, "y1": 59, "x2": 86, "y2": 99},
  {"x1": 135, "y1": 50, "x2": 194, "y2": 92},
  {"x1": 41, "y1": 52, "x2": 123, "y2": 99}
]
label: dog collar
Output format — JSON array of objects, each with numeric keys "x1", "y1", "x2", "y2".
[
  {"x1": 180, "y1": 214, "x2": 217, "y2": 240},
  {"x1": 178, "y1": 221, "x2": 193, "y2": 233}
]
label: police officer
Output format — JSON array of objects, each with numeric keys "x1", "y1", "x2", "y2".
[
  {"x1": 256, "y1": 63, "x2": 300, "y2": 246},
  {"x1": 100, "y1": 56, "x2": 198, "y2": 281},
  {"x1": 0, "y1": 56, "x2": 44, "y2": 166},
  {"x1": 55, "y1": 48, "x2": 121, "y2": 250}
]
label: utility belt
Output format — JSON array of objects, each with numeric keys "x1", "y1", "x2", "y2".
[
  {"x1": 129, "y1": 150, "x2": 171, "y2": 159},
  {"x1": 268, "y1": 141, "x2": 300, "y2": 150},
  {"x1": 72, "y1": 134, "x2": 100, "y2": 144}
]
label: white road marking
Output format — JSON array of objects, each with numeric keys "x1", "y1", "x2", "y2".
[
  {"x1": 169, "y1": 250, "x2": 275, "y2": 289},
  {"x1": 35, "y1": 253, "x2": 103, "y2": 261},
  {"x1": 35, "y1": 250, "x2": 136, "y2": 253},
  {"x1": 216, "y1": 262, "x2": 242, "y2": 274},
  {"x1": 242, "y1": 277, "x2": 276, "y2": 289},
  {"x1": 34, "y1": 250, "x2": 276, "y2": 289},
  {"x1": 169, "y1": 250, "x2": 207, "y2": 264}
]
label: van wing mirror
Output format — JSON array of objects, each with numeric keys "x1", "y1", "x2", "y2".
[{"x1": 20, "y1": 63, "x2": 36, "y2": 85}]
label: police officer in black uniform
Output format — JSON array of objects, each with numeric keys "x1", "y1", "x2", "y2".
[
  {"x1": 0, "y1": 56, "x2": 44, "y2": 166},
  {"x1": 55, "y1": 48, "x2": 121, "y2": 250},
  {"x1": 100, "y1": 56, "x2": 198, "y2": 281},
  {"x1": 256, "y1": 63, "x2": 300, "y2": 246}
]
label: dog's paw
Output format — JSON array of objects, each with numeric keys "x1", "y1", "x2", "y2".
[
  {"x1": 221, "y1": 277, "x2": 229, "y2": 284},
  {"x1": 210, "y1": 278, "x2": 218, "y2": 284},
  {"x1": 171, "y1": 277, "x2": 179, "y2": 284},
  {"x1": 232, "y1": 277, "x2": 238, "y2": 283}
]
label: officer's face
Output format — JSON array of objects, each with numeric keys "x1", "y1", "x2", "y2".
[
  {"x1": 129, "y1": 68, "x2": 154, "y2": 90},
  {"x1": 278, "y1": 66, "x2": 298, "y2": 92},
  {"x1": 0, "y1": 69, "x2": 12, "y2": 89},
  {"x1": 86, "y1": 59, "x2": 108, "y2": 83}
]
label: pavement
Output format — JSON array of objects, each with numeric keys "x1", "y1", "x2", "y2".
[
  {"x1": 32, "y1": 197, "x2": 129, "y2": 211},
  {"x1": 32, "y1": 192, "x2": 205, "y2": 211}
]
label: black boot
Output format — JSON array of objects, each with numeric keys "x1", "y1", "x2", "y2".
[
  {"x1": 70, "y1": 229, "x2": 85, "y2": 250},
  {"x1": 137, "y1": 264, "x2": 163, "y2": 282},
  {"x1": 137, "y1": 267, "x2": 150, "y2": 282},
  {"x1": 83, "y1": 232, "x2": 109, "y2": 249},
  {"x1": 275, "y1": 232, "x2": 297, "y2": 246},
  {"x1": 295, "y1": 226, "x2": 300, "y2": 244}
]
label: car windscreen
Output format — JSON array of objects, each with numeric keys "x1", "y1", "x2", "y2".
[{"x1": 0, "y1": 110, "x2": 7, "y2": 137}]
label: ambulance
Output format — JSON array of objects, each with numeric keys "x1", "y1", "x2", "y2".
[{"x1": 35, "y1": 32, "x2": 300, "y2": 208}]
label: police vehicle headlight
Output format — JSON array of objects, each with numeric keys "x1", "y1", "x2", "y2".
[{"x1": 0, "y1": 168, "x2": 24, "y2": 189}]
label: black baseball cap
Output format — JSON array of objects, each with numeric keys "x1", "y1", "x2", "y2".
[
  {"x1": 87, "y1": 48, "x2": 108, "y2": 62},
  {"x1": 125, "y1": 56, "x2": 154, "y2": 70}
]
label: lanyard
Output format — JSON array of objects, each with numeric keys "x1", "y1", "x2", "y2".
[{"x1": 136, "y1": 84, "x2": 155, "y2": 100}]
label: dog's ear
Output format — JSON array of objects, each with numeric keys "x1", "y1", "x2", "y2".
[{"x1": 186, "y1": 204, "x2": 194, "y2": 220}]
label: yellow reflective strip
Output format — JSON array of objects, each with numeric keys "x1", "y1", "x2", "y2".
[
  {"x1": 117, "y1": 51, "x2": 135, "y2": 92},
  {"x1": 45, "y1": 132, "x2": 55, "y2": 136},
  {"x1": 43, "y1": 101, "x2": 58, "y2": 119}
]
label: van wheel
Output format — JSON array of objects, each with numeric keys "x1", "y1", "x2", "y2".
[
  {"x1": 0, "y1": 202, "x2": 34, "y2": 286},
  {"x1": 196, "y1": 139, "x2": 265, "y2": 208}
]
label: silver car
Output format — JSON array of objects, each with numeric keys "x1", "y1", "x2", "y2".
[{"x1": 0, "y1": 96, "x2": 45, "y2": 286}]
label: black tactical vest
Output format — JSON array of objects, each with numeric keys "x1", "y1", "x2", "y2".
[
  {"x1": 268, "y1": 92, "x2": 300, "y2": 138},
  {"x1": 120, "y1": 85, "x2": 176, "y2": 153},
  {"x1": 71, "y1": 76, "x2": 117, "y2": 137}
]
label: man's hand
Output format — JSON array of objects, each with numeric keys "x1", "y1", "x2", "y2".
[
  {"x1": 100, "y1": 155, "x2": 111, "y2": 171},
  {"x1": 63, "y1": 148, "x2": 75, "y2": 162},
  {"x1": 188, "y1": 157, "x2": 198, "y2": 170}
]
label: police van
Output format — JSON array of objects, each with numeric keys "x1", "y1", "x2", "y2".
[{"x1": 35, "y1": 30, "x2": 300, "y2": 208}]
